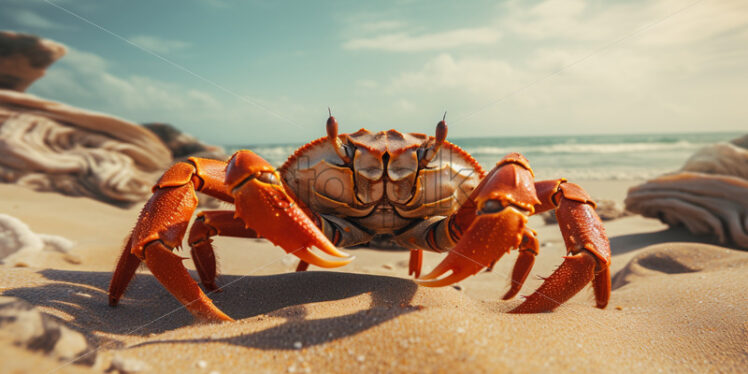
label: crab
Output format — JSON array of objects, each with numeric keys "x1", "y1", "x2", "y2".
[{"x1": 108, "y1": 114, "x2": 611, "y2": 322}]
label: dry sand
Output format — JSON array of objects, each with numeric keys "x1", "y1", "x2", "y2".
[{"x1": 1, "y1": 181, "x2": 746, "y2": 373}]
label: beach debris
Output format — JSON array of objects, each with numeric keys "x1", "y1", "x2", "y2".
[
  {"x1": 0, "y1": 214, "x2": 75, "y2": 266},
  {"x1": 625, "y1": 135, "x2": 748, "y2": 248},
  {"x1": 0, "y1": 31, "x2": 66, "y2": 92},
  {"x1": 0, "y1": 296, "x2": 97, "y2": 366},
  {"x1": 108, "y1": 354, "x2": 150, "y2": 373}
]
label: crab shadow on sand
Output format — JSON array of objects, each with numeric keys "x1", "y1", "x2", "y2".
[{"x1": 3, "y1": 269, "x2": 419, "y2": 350}]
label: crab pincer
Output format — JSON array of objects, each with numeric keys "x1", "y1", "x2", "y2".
[
  {"x1": 417, "y1": 154, "x2": 537, "y2": 287},
  {"x1": 417, "y1": 153, "x2": 611, "y2": 313},
  {"x1": 225, "y1": 150, "x2": 353, "y2": 268}
]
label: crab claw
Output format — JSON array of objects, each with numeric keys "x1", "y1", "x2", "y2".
[
  {"x1": 226, "y1": 150, "x2": 353, "y2": 268},
  {"x1": 417, "y1": 207, "x2": 527, "y2": 287},
  {"x1": 510, "y1": 184, "x2": 611, "y2": 313}
]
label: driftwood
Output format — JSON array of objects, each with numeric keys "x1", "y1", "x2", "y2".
[{"x1": 0, "y1": 90, "x2": 171, "y2": 206}]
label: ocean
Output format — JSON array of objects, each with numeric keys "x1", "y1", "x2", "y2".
[{"x1": 228, "y1": 132, "x2": 742, "y2": 181}]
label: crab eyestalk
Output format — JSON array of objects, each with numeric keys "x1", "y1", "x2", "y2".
[
  {"x1": 326, "y1": 110, "x2": 351, "y2": 164},
  {"x1": 419, "y1": 114, "x2": 448, "y2": 168}
]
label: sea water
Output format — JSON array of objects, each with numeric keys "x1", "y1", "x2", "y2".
[{"x1": 228, "y1": 132, "x2": 742, "y2": 181}]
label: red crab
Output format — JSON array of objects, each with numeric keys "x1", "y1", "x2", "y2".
[{"x1": 108, "y1": 114, "x2": 611, "y2": 321}]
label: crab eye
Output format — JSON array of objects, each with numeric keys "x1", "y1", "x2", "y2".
[
  {"x1": 480, "y1": 199, "x2": 504, "y2": 214},
  {"x1": 257, "y1": 171, "x2": 280, "y2": 185}
]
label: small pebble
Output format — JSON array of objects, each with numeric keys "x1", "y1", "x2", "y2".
[
  {"x1": 293, "y1": 341, "x2": 303, "y2": 349},
  {"x1": 452, "y1": 285, "x2": 463, "y2": 291},
  {"x1": 63, "y1": 253, "x2": 83, "y2": 264},
  {"x1": 382, "y1": 264, "x2": 393, "y2": 270},
  {"x1": 109, "y1": 355, "x2": 150, "y2": 373},
  {"x1": 196, "y1": 360, "x2": 208, "y2": 369},
  {"x1": 357, "y1": 355, "x2": 365, "y2": 362},
  {"x1": 615, "y1": 306, "x2": 623, "y2": 311}
]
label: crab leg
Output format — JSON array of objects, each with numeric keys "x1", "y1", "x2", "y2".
[
  {"x1": 109, "y1": 159, "x2": 235, "y2": 321},
  {"x1": 409, "y1": 249, "x2": 424, "y2": 278},
  {"x1": 501, "y1": 227, "x2": 540, "y2": 300},
  {"x1": 509, "y1": 181, "x2": 611, "y2": 313},
  {"x1": 188, "y1": 210, "x2": 260, "y2": 292},
  {"x1": 108, "y1": 158, "x2": 233, "y2": 314}
]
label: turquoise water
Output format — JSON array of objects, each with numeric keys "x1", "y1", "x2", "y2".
[{"x1": 228, "y1": 132, "x2": 742, "y2": 180}]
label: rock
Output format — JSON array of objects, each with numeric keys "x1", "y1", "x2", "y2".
[
  {"x1": 0, "y1": 296, "x2": 96, "y2": 365},
  {"x1": 680, "y1": 140, "x2": 748, "y2": 179},
  {"x1": 0, "y1": 213, "x2": 75, "y2": 266},
  {"x1": 625, "y1": 135, "x2": 748, "y2": 249},
  {"x1": 0, "y1": 91, "x2": 172, "y2": 206},
  {"x1": 143, "y1": 122, "x2": 227, "y2": 161},
  {"x1": 729, "y1": 134, "x2": 748, "y2": 149},
  {"x1": 0, "y1": 31, "x2": 66, "y2": 92},
  {"x1": 108, "y1": 354, "x2": 150, "y2": 373},
  {"x1": 625, "y1": 172, "x2": 748, "y2": 248}
]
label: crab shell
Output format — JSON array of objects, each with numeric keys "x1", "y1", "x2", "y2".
[{"x1": 278, "y1": 129, "x2": 486, "y2": 234}]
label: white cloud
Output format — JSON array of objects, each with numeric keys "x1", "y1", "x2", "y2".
[
  {"x1": 27, "y1": 48, "x2": 320, "y2": 144},
  {"x1": 27, "y1": 48, "x2": 227, "y2": 130},
  {"x1": 392, "y1": 54, "x2": 519, "y2": 95},
  {"x1": 129, "y1": 35, "x2": 191, "y2": 54},
  {"x1": 636, "y1": 0, "x2": 748, "y2": 45},
  {"x1": 343, "y1": 27, "x2": 502, "y2": 52},
  {"x1": 12, "y1": 9, "x2": 63, "y2": 29},
  {"x1": 342, "y1": 0, "x2": 748, "y2": 136}
]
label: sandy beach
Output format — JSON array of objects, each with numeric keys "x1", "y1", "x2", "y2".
[
  {"x1": 1, "y1": 179, "x2": 746, "y2": 374},
  {"x1": 2, "y1": 2, "x2": 748, "y2": 371}
]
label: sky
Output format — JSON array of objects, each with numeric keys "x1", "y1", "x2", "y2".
[{"x1": 2, "y1": 0, "x2": 747, "y2": 144}]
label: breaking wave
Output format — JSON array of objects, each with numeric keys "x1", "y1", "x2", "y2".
[{"x1": 464, "y1": 141, "x2": 701, "y2": 156}]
